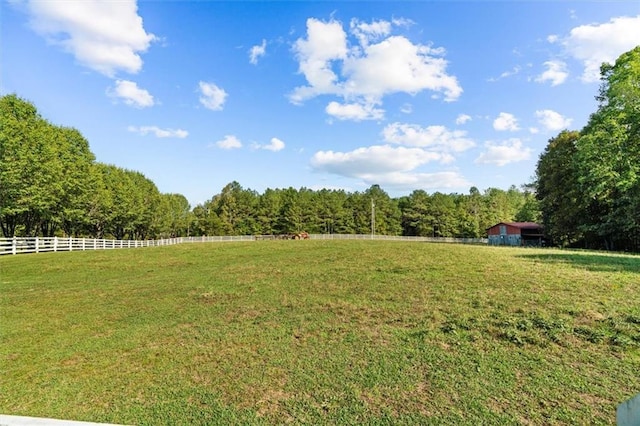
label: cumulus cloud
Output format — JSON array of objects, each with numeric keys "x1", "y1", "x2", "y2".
[
  {"x1": 311, "y1": 145, "x2": 451, "y2": 175},
  {"x1": 559, "y1": 15, "x2": 640, "y2": 83},
  {"x1": 24, "y1": 0, "x2": 156, "y2": 77},
  {"x1": 290, "y1": 18, "x2": 348, "y2": 101},
  {"x1": 199, "y1": 81, "x2": 227, "y2": 111},
  {"x1": 340, "y1": 35, "x2": 461, "y2": 101},
  {"x1": 249, "y1": 39, "x2": 267, "y2": 65},
  {"x1": 108, "y1": 80, "x2": 154, "y2": 108},
  {"x1": 360, "y1": 171, "x2": 470, "y2": 190},
  {"x1": 475, "y1": 139, "x2": 532, "y2": 166},
  {"x1": 535, "y1": 109, "x2": 573, "y2": 131},
  {"x1": 253, "y1": 137, "x2": 286, "y2": 152},
  {"x1": 349, "y1": 18, "x2": 392, "y2": 46},
  {"x1": 455, "y1": 114, "x2": 472, "y2": 125},
  {"x1": 215, "y1": 135, "x2": 242, "y2": 150},
  {"x1": 382, "y1": 122, "x2": 475, "y2": 152},
  {"x1": 127, "y1": 125, "x2": 188, "y2": 138},
  {"x1": 326, "y1": 101, "x2": 384, "y2": 121},
  {"x1": 493, "y1": 112, "x2": 520, "y2": 132},
  {"x1": 535, "y1": 60, "x2": 569, "y2": 86},
  {"x1": 310, "y1": 144, "x2": 468, "y2": 190},
  {"x1": 290, "y1": 17, "x2": 462, "y2": 120}
]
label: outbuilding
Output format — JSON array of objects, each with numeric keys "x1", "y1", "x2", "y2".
[{"x1": 487, "y1": 222, "x2": 544, "y2": 247}]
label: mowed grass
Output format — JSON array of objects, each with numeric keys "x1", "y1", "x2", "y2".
[{"x1": 1, "y1": 241, "x2": 639, "y2": 425}]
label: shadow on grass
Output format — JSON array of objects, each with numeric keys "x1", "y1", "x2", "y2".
[{"x1": 518, "y1": 251, "x2": 640, "y2": 274}]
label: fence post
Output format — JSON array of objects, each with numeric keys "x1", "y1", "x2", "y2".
[
  {"x1": 69, "y1": 237, "x2": 73, "y2": 251},
  {"x1": 35, "y1": 236, "x2": 39, "y2": 253},
  {"x1": 12, "y1": 236, "x2": 17, "y2": 255},
  {"x1": 54, "y1": 236, "x2": 58, "y2": 252},
  {"x1": 82, "y1": 238, "x2": 86, "y2": 251}
]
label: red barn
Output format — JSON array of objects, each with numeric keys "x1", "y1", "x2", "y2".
[{"x1": 487, "y1": 222, "x2": 544, "y2": 247}]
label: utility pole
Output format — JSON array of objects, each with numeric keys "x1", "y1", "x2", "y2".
[{"x1": 371, "y1": 198, "x2": 375, "y2": 237}]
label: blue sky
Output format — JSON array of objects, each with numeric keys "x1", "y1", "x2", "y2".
[{"x1": 2, "y1": 1, "x2": 639, "y2": 206}]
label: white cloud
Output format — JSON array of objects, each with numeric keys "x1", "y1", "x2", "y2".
[
  {"x1": 382, "y1": 122, "x2": 475, "y2": 152},
  {"x1": 253, "y1": 137, "x2": 286, "y2": 152},
  {"x1": 488, "y1": 65, "x2": 521, "y2": 82},
  {"x1": 266, "y1": 137, "x2": 285, "y2": 152},
  {"x1": 493, "y1": 112, "x2": 520, "y2": 132},
  {"x1": 350, "y1": 18, "x2": 392, "y2": 46},
  {"x1": 199, "y1": 81, "x2": 227, "y2": 111},
  {"x1": 326, "y1": 101, "x2": 384, "y2": 121},
  {"x1": 358, "y1": 171, "x2": 470, "y2": 191},
  {"x1": 290, "y1": 18, "x2": 348, "y2": 101},
  {"x1": 561, "y1": 15, "x2": 640, "y2": 83},
  {"x1": 535, "y1": 60, "x2": 569, "y2": 86},
  {"x1": 310, "y1": 145, "x2": 467, "y2": 190},
  {"x1": 400, "y1": 103, "x2": 413, "y2": 114},
  {"x1": 108, "y1": 80, "x2": 154, "y2": 108},
  {"x1": 215, "y1": 135, "x2": 242, "y2": 150},
  {"x1": 290, "y1": 17, "x2": 462, "y2": 119},
  {"x1": 341, "y1": 35, "x2": 461, "y2": 101},
  {"x1": 529, "y1": 127, "x2": 540, "y2": 134},
  {"x1": 535, "y1": 109, "x2": 573, "y2": 131},
  {"x1": 249, "y1": 39, "x2": 266, "y2": 65},
  {"x1": 24, "y1": 0, "x2": 156, "y2": 77},
  {"x1": 455, "y1": 114, "x2": 472, "y2": 125},
  {"x1": 311, "y1": 145, "x2": 452, "y2": 176},
  {"x1": 475, "y1": 139, "x2": 532, "y2": 166},
  {"x1": 127, "y1": 126, "x2": 188, "y2": 138}
]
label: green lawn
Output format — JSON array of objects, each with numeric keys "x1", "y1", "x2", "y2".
[{"x1": 1, "y1": 241, "x2": 639, "y2": 424}]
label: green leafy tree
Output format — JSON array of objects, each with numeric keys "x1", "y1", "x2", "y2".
[
  {"x1": 209, "y1": 181, "x2": 259, "y2": 235},
  {"x1": 0, "y1": 95, "x2": 63, "y2": 236},
  {"x1": 86, "y1": 163, "x2": 114, "y2": 238},
  {"x1": 158, "y1": 193, "x2": 191, "y2": 237},
  {"x1": 55, "y1": 127, "x2": 96, "y2": 237},
  {"x1": 575, "y1": 47, "x2": 640, "y2": 250},
  {"x1": 256, "y1": 188, "x2": 282, "y2": 234},
  {"x1": 279, "y1": 187, "x2": 306, "y2": 233},
  {"x1": 535, "y1": 131, "x2": 582, "y2": 246},
  {"x1": 400, "y1": 190, "x2": 435, "y2": 236}
]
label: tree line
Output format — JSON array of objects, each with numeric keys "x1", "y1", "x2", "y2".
[
  {"x1": 189, "y1": 181, "x2": 539, "y2": 238},
  {"x1": 7, "y1": 40, "x2": 638, "y2": 252},
  {"x1": 535, "y1": 46, "x2": 640, "y2": 251},
  {"x1": 1, "y1": 93, "x2": 540, "y2": 240},
  {"x1": 0, "y1": 94, "x2": 191, "y2": 239}
]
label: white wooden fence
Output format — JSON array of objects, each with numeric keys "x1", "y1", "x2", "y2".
[
  {"x1": 0, "y1": 236, "x2": 183, "y2": 255},
  {"x1": 0, "y1": 235, "x2": 487, "y2": 256}
]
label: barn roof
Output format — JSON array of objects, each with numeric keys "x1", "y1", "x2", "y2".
[{"x1": 487, "y1": 222, "x2": 542, "y2": 230}]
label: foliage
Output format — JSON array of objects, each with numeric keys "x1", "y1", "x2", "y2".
[
  {"x1": 1, "y1": 93, "x2": 537, "y2": 240},
  {"x1": 536, "y1": 131, "x2": 582, "y2": 246},
  {"x1": 536, "y1": 46, "x2": 640, "y2": 251},
  {"x1": 0, "y1": 94, "x2": 189, "y2": 240}
]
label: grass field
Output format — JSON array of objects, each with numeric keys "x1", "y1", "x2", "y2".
[{"x1": 1, "y1": 241, "x2": 639, "y2": 425}]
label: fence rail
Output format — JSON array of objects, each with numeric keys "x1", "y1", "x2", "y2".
[
  {"x1": 0, "y1": 235, "x2": 487, "y2": 256},
  {"x1": 0, "y1": 237, "x2": 182, "y2": 256}
]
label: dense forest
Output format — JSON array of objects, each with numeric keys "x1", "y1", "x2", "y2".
[
  {"x1": 535, "y1": 46, "x2": 640, "y2": 251},
  {"x1": 0, "y1": 92, "x2": 537, "y2": 240},
  {"x1": 1, "y1": 47, "x2": 638, "y2": 250}
]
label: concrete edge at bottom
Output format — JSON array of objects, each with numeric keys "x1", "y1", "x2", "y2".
[
  {"x1": 617, "y1": 393, "x2": 640, "y2": 426},
  {"x1": 0, "y1": 415, "x2": 128, "y2": 426}
]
